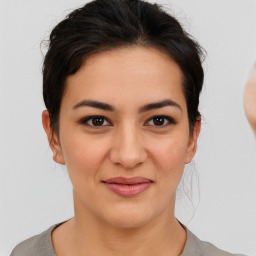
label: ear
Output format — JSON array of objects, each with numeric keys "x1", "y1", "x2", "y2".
[
  {"x1": 185, "y1": 117, "x2": 201, "y2": 164},
  {"x1": 42, "y1": 110, "x2": 65, "y2": 165}
]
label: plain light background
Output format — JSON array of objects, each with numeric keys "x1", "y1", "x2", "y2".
[{"x1": 1, "y1": 0, "x2": 256, "y2": 255}]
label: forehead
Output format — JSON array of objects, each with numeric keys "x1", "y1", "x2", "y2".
[{"x1": 64, "y1": 46, "x2": 185, "y2": 109}]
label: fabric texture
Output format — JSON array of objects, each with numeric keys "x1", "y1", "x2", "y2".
[{"x1": 10, "y1": 221, "x2": 246, "y2": 256}]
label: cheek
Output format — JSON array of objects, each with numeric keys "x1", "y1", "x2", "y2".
[
  {"x1": 151, "y1": 136, "x2": 188, "y2": 167},
  {"x1": 60, "y1": 132, "x2": 111, "y2": 181},
  {"x1": 148, "y1": 135, "x2": 189, "y2": 187}
]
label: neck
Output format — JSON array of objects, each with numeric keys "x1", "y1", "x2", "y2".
[{"x1": 53, "y1": 191, "x2": 187, "y2": 256}]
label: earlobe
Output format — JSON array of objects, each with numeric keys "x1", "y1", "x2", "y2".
[
  {"x1": 42, "y1": 110, "x2": 65, "y2": 165},
  {"x1": 185, "y1": 118, "x2": 201, "y2": 164}
]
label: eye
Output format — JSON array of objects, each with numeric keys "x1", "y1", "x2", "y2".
[
  {"x1": 79, "y1": 116, "x2": 111, "y2": 127},
  {"x1": 145, "y1": 115, "x2": 177, "y2": 127}
]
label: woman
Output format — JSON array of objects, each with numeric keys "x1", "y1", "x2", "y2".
[
  {"x1": 11, "y1": 0, "x2": 246, "y2": 255},
  {"x1": 244, "y1": 64, "x2": 256, "y2": 137}
]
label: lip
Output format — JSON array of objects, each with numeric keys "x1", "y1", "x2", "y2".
[
  {"x1": 104, "y1": 176, "x2": 153, "y2": 184},
  {"x1": 102, "y1": 176, "x2": 153, "y2": 197}
]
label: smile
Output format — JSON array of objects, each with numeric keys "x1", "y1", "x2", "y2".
[{"x1": 102, "y1": 176, "x2": 153, "y2": 197}]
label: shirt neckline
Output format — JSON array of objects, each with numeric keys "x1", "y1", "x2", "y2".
[{"x1": 36, "y1": 220, "x2": 198, "y2": 256}]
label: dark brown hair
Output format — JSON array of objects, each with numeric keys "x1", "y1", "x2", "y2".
[{"x1": 43, "y1": 0, "x2": 204, "y2": 134}]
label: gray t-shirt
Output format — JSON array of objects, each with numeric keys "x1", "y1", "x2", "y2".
[{"x1": 10, "y1": 222, "x2": 246, "y2": 256}]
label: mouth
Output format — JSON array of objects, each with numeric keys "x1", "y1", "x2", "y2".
[{"x1": 102, "y1": 176, "x2": 153, "y2": 197}]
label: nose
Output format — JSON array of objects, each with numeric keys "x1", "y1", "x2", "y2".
[{"x1": 109, "y1": 123, "x2": 147, "y2": 169}]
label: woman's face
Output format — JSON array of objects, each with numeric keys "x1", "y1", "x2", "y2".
[{"x1": 43, "y1": 46, "x2": 200, "y2": 228}]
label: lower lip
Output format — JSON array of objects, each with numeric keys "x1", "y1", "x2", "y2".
[{"x1": 103, "y1": 182, "x2": 152, "y2": 197}]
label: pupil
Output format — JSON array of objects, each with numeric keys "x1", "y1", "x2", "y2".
[
  {"x1": 153, "y1": 117, "x2": 164, "y2": 126},
  {"x1": 92, "y1": 117, "x2": 104, "y2": 126}
]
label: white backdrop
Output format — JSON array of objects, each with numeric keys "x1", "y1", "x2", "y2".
[{"x1": 1, "y1": 0, "x2": 256, "y2": 255}]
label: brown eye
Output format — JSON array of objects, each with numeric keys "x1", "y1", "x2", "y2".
[
  {"x1": 91, "y1": 116, "x2": 105, "y2": 126},
  {"x1": 152, "y1": 116, "x2": 165, "y2": 126},
  {"x1": 146, "y1": 115, "x2": 177, "y2": 127},
  {"x1": 80, "y1": 116, "x2": 111, "y2": 127}
]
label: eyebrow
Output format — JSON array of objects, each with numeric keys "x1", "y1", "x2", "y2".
[
  {"x1": 73, "y1": 100, "x2": 114, "y2": 111},
  {"x1": 138, "y1": 99, "x2": 182, "y2": 113},
  {"x1": 72, "y1": 99, "x2": 182, "y2": 112}
]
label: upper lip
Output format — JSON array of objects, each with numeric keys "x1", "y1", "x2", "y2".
[{"x1": 103, "y1": 176, "x2": 153, "y2": 185}]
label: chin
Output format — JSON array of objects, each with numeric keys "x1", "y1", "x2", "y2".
[
  {"x1": 102, "y1": 205, "x2": 156, "y2": 229},
  {"x1": 107, "y1": 216, "x2": 152, "y2": 229}
]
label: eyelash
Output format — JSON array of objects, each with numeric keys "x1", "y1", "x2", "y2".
[{"x1": 79, "y1": 115, "x2": 177, "y2": 128}]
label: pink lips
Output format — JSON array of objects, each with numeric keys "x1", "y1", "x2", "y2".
[{"x1": 103, "y1": 177, "x2": 153, "y2": 197}]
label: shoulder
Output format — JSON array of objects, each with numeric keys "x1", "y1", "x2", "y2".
[
  {"x1": 10, "y1": 223, "x2": 61, "y2": 256},
  {"x1": 181, "y1": 228, "x2": 247, "y2": 256},
  {"x1": 198, "y1": 239, "x2": 245, "y2": 256},
  {"x1": 10, "y1": 234, "x2": 39, "y2": 256}
]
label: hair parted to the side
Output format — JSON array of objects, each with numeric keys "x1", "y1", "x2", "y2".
[{"x1": 43, "y1": 0, "x2": 205, "y2": 134}]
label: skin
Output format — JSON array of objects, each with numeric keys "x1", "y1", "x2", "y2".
[
  {"x1": 42, "y1": 46, "x2": 201, "y2": 256},
  {"x1": 244, "y1": 64, "x2": 256, "y2": 136}
]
